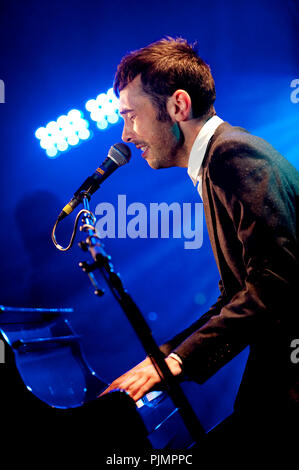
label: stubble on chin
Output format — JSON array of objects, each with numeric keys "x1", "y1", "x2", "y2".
[{"x1": 144, "y1": 120, "x2": 186, "y2": 169}]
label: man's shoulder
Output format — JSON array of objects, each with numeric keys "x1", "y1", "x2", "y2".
[
  {"x1": 205, "y1": 121, "x2": 299, "y2": 192},
  {"x1": 209, "y1": 122, "x2": 269, "y2": 157}
]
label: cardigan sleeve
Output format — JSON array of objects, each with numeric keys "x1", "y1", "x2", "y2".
[{"x1": 159, "y1": 279, "x2": 227, "y2": 357}]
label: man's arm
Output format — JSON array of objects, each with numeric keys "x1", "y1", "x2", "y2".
[
  {"x1": 159, "y1": 279, "x2": 227, "y2": 356},
  {"x1": 99, "y1": 281, "x2": 227, "y2": 401}
]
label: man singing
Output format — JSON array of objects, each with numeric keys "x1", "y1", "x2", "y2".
[{"x1": 101, "y1": 37, "x2": 299, "y2": 448}]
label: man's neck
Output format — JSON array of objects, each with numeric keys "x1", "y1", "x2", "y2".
[{"x1": 176, "y1": 115, "x2": 212, "y2": 168}]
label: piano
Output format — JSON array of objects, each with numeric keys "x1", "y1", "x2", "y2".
[{"x1": 0, "y1": 305, "x2": 196, "y2": 456}]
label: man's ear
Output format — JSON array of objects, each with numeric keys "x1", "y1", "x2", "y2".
[{"x1": 167, "y1": 89, "x2": 192, "y2": 122}]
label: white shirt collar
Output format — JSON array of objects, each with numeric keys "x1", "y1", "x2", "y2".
[{"x1": 187, "y1": 115, "x2": 224, "y2": 186}]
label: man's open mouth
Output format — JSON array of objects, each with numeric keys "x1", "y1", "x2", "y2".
[{"x1": 140, "y1": 145, "x2": 149, "y2": 157}]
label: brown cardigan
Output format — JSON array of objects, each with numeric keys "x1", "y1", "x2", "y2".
[{"x1": 160, "y1": 122, "x2": 299, "y2": 420}]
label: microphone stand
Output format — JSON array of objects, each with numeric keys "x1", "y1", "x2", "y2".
[{"x1": 76, "y1": 192, "x2": 206, "y2": 445}]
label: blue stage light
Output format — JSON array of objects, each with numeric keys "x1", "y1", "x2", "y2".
[
  {"x1": 35, "y1": 109, "x2": 90, "y2": 158},
  {"x1": 46, "y1": 147, "x2": 58, "y2": 158},
  {"x1": 78, "y1": 128, "x2": 90, "y2": 140},
  {"x1": 35, "y1": 87, "x2": 120, "y2": 158},
  {"x1": 40, "y1": 136, "x2": 54, "y2": 149},
  {"x1": 85, "y1": 87, "x2": 120, "y2": 130},
  {"x1": 57, "y1": 140, "x2": 69, "y2": 152},
  {"x1": 85, "y1": 99, "x2": 96, "y2": 111},
  {"x1": 107, "y1": 112, "x2": 119, "y2": 124},
  {"x1": 96, "y1": 120, "x2": 108, "y2": 130},
  {"x1": 35, "y1": 127, "x2": 48, "y2": 140},
  {"x1": 67, "y1": 134, "x2": 80, "y2": 146}
]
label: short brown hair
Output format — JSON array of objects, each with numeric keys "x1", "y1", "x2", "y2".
[{"x1": 114, "y1": 37, "x2": 216, "y2": 121}]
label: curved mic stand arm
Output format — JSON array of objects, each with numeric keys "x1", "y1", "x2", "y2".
[{"x1": 53, "y1": 192, "x2": 206, "y2": 445}]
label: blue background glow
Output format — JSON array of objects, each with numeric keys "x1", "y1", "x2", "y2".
[{"x1": 0, "y1": 0, "x2": 298, "y2": 437}]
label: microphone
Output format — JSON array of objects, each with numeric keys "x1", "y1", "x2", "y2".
[{"x1": 57, "y1": 143, "x2": 131, "y2": 221}]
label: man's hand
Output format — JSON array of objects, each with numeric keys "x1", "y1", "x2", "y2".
[{"x1": 99, "y1": 356, "x2": 182, "y2": 402}]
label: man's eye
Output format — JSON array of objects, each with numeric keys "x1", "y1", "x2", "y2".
[{"x1": 129, "y1": 115, "x2": 136, "y2": 122}]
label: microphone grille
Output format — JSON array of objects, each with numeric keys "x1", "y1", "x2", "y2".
[{"x1": 109, "y1": 143, "x2": 131, "y2": 166}]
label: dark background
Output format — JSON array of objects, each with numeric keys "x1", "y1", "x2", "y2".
[{"x1": 0, "y1": 0, "x2": 298, "y2": 435}]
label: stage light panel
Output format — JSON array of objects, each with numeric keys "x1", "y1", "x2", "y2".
[
  {"x1": 85, "y1": 87, "x2": 120, "y2": 129},
  {"x1": 35, "y1": 87, "x2": 120, "y2": 158},
  {"x1": 35, "y1": 109, "x2": 90, "y2": 158}
]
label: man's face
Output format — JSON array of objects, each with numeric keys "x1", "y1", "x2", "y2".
[{"x1": 119, "y1": 75, "x2": 184, "y2": 169}]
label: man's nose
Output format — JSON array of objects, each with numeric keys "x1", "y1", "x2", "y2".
[{"x1": 121, "y1": 123, "x2": 134, "y2": 143}]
